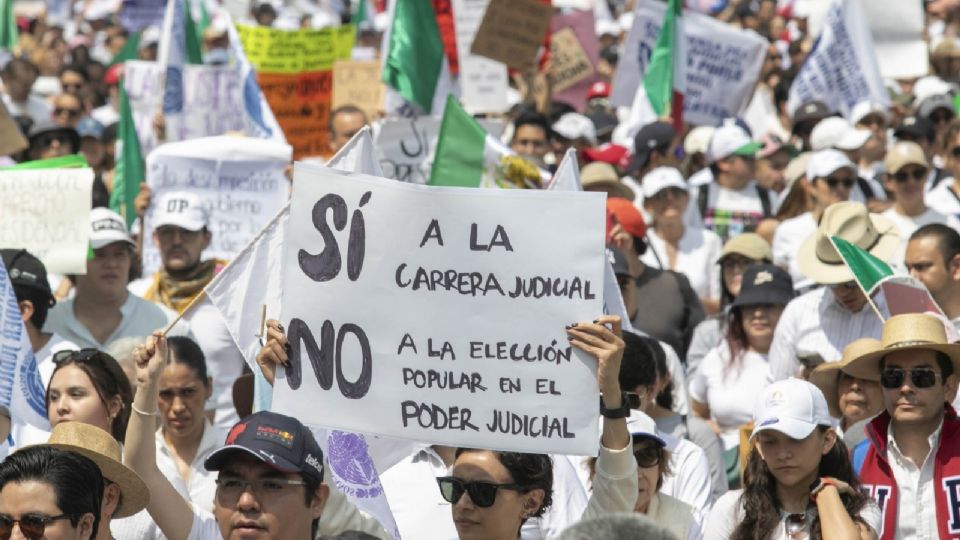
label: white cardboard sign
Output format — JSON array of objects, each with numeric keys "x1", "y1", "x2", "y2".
[
  {"x1": 452, "y1": 0, "x2": 509, "y2": 114},
  {"x1": 274, "y1": 166, "x2": 605, "y2": 455}
]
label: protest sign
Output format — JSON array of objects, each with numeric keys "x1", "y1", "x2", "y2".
[
  {"x1": 470, "y1": 0, "x2": 552, "y2": 71},
  {"x1": 375, "y1": 117, "x2": 504, "y2": 184},
  {"x1": 452, "y1": 0, "x2": 509, "y2": 114},
  {"x1": 612, "y1": 0, "x2": 766, "y2": 125},
  {"x1": 548, "y1": 11, "x2": 600, "y2": 110},
  {"x1": 274, "y1": 166, "x2": 605, "y2": 455},
  {"x1": 237, "y1": 24, "x2": 355, "y2": 159},
  {"x1": 332, "y1": 60, "x2": 385, "y2": 121},
  {"x1": 861, "y1": 0, "x2": 927, "y2": 80},
  {"x1": 0, "y1": 168, "x2": 94, "y2": 275},
  {"x1": 142, "y1": 136, "x2": 291, "y2": 276},
  {"x1": 120, "y1": 0, "x2": 166, "y2": 31},
  {"x1": 786, "y1": 0, "x2": 888, "y2": 118}
]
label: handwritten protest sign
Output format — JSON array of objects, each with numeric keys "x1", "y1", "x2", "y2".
[
  {"x1": 332, "y1": 60, "x2": 385, "y2": 121},
  {"x1": 548, "y1": 11, "x2": 599, "y2": 110},
  {"x1": 786, "y1": 0, "x2": 888, "y2": 118},
  {"x1": 237, "y1": 24, "x2": 355, "y2": 159},
  {"x1": 612, "y1": 0, "x2": 766, "y2": 125},
  {"x1": 470, "y1": 0, "x2": 552, "y2": 71},
  {"x1": 142, "y1": 136, "x2": 292, "y2": 276},
  {"x1": 0, "y1": 168, "x2": 94, "y2": 275},
  {"x1": 863, "y1": 1, "x2": 927, "y2": 81},
  {"x1": 452, "y1": 0, "x2": 508, "y2": 113},
  {"x1": 375, "y1": 117, "x2": 504, "y2": 184},
  {"x1": 274, "y1": 166, "x2": 605, "y2": 454}
]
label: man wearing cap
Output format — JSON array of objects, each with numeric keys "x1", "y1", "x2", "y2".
[
  {"x1": 808, "y1": 117, "x2": 885, "y2": 207},
  {"x1": 926, "y1": 119, "x2": 960, "y2": 220},
  {"x1": 768, "y1": 201, "x2": 900, "y2": 381},
  {"x1": 918, "y1": 93, "x2": 956, "y2": 151},
  {"x1": 551, "y1": 113, "x2": 597, "y2": 167},
  {"x1": 696, "y1": 119, "x2": 776, "y2": 243},
  {"x1": 791, "y1": 100, "x2": 833, "y2": 150},
  {"x1": 905, "y1": 224, "x2": 960, "y2": 328},
  {"x1": 133, "y1": 191, "x2": 243, "y2": 428},
  {"x1": 846, "y1": 313, "x2": 960, "y2": 540},
  {"x1": 44, "y1": 208, "x2": 189, "y2": 350},
  {"x1": 894, "y1": 115, "x2": 947, "y2": 193}
]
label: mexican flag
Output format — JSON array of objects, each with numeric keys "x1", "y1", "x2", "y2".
[
  {"x1": 0, "y1": 0, "x2": 17, "y2": 51},
  {"x1": 628, "y1": 0, "x2": 686, "y2": 132},
  {"x1": 382, "y1": 0, "x2": 454, "y2": 115},
  {"x1": 110, "y1": 78, "x2": 145, "y2": 228},
  {"x1": 429, "y1": 96, "x2": 546, "y2": 189}
]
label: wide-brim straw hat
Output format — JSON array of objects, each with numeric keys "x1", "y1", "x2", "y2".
[
  {"x1": 41, "y1": 422, "x2": 149, "y2": 518},
  {"x1": 798, "y1": 201, "x2": 900, "y2": 285},
  {"x1": 809, "y1": 338, "x2": 883, "y2": 418},
  {"x1": 846, "y1": 313, "x2": 960, "y2": 380}
]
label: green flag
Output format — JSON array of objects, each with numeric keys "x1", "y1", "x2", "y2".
[
  {"x1": 183, "y1": 0, "x2": 204, "y2": 65},
  {"x1": 382, "y1": 0, "x2": 445, "y2": 113},
  {"x1": 110, "y1": 30, "x2": 142, "y2": 66},
  {"x1": 195, "y1": 0, "x2": 210, "y2": 40},
  {"x1": 110, "y1": 76, "x2": 145, "y2": 228},
  {"x1": 0, "y1": 0, "x2": 17, "y2": 50},
  {"x1": 830, "y1": 235, "x2": 894, "y2": 293},
  {"x1": 1, "y1": 154, "x2": 88, "y2": 170}
]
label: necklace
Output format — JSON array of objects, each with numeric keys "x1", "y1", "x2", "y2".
[{"x1": 785, "y1": 513, "x2": 806, "y2": 539}]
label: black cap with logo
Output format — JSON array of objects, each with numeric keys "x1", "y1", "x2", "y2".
[{"x1": 0, "y1": 249, "x2": 55, "y2": 307}]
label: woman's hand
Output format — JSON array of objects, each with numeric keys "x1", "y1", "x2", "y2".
[
  {"x1": 134, "y1": 331, "x2": 167, "y2": 386},
  {"x1": 256, "y1": 319, "x2": 288, "y2": 386},
  {"x1": 567, "y1": 316, "x2": 624, "y2": 405}
]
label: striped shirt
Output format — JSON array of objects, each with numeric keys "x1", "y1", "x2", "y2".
[{"x1": 768, "y1": 286, "x2": 885, "y2": 381}]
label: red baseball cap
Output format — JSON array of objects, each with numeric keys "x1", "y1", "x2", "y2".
[
  {"x1": 587, "y1": 81, "x2": 611, "y2": 101},
  {"x1": 104, "y1": 64, "x2": 123, "y2": 86},
  {"x1": 583, "y1": 143, "x2": 628, "y2": 166},
  {"x1": 606, "y1": 198, "x2": 646, "y2": 239}
]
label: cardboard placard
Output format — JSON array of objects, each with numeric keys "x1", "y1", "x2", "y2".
[
  {"x1": 332, "y1": 60, "x2": 386, "y2": 121},
  {"x1": 452, "y1": 0, "x2": 509, "y2": 113},
  {"x1": 547, "y1": 27, "x2": 593, "y2": 93},
  {"x1": 470, "y1": 0, "x2": 552, "y2": 71}
]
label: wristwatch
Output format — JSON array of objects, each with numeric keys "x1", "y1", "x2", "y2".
[{"x1": 599, "y1": 392, "x2": 631, "y2": 419}]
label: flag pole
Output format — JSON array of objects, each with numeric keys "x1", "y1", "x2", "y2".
[
  {"x1": 829, "y1": 236, "x2": 885, "y2": 324},
  {"x1": 161, "y1": 290, "x2": 206, "y2": 336}
]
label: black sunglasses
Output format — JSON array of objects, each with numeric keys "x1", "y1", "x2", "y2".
[
  {"x1": 633, "y1": 444, "x2": 662, "y2": 468},
  {"x1": 824, "y1": 176, "x2": 855, "y2": 189},
  {"x1": 893, "y1": 168, "x2": 927, "y2": 183},
  {"x1": 880, "y1": 367, "x2": 940, "y2": 389},
  {"x1": 436, "y1": 477, "x2": 525, "y2": 507},
  {"x1": 53, "y1": 348, "x2": 103, "y2": 364},
  {"x1": 0, "y1": 514, "x2": 72, "y2": 540}
]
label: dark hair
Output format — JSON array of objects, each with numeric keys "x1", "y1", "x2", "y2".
[
  {"x1": 327, "y1": 105, "x2": 368, "y2": 134},
  {"x1": 167, "y1": 336, "x2": 210, "y2": 386},
  {"x1": 10, "y1": 285, "x2": 50, "y2": 329},
  {"x1": 731, "y1": 427, "x2": 868, "y2": 540},
  {"x1": 942, "y1": 118, "x2": 960, "y2": 153},
  {"x1": 454, "y1": 449, "x2": 553, "y2": 526},
  {"x1": 619, "y1": 333, "x2": 658, "y2": 393},
  {"x1": 0, "y1": 58, "x2": 39, "y2": 81},
  {"x1": 724, "y1": 307, "x2": 749, "y2": 373},
  {"x1": 910, "y1": 223, "x2": 960, "y2": 267},
  {"x1": 512, "y1": 111, "x2": 551, "y2": 141},
  {"x1": 775, "y1": 176, "x2": 811, "y2": 221},
  {"x1": 47, "y1": 350, "x2": 133, "y2": 442},
  {"x1": 0, "y1": 446, "x2": 103, "y2": 535}
]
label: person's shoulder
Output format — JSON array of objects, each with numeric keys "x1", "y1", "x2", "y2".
[
  {"x1": 42, "y1": 298, "x2": 74, "y2": 330},
  {"x1": 710, "y1": 489, "x2": 743, "y2": 513}
]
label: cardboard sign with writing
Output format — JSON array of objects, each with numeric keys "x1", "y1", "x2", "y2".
[
  {"x1": 548, "y1": 10, "x2": 599, "y2": 110},
  {"x1": 332, "y1": 60, "x2": 385, "y2": 121},
  {"x1": 274, "y1": 166, "x2": 605, "y2": 455},
  {"x1": 470, "y1": 0, "x2": 552, "y2": 71},
  {"x1": 452, "y1": 0, "x2": 508, "y2": 114},
  {"x1": 548, "y1": 27, "x2": 593, "y2": 93}
]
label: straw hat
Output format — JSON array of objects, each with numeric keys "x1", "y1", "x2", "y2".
[
  {"x1": 845, "y1": 313, "x2": 960, "y2": 379},
  {"x1": 809, "y1": 338, "x2": 883, "y2": 418},
  {"x1": 42, "y1": 422, "x2": 149, "y2": 518},
  {"x1": 797, "y1": 201, "x2": 899, "y2": 285}
]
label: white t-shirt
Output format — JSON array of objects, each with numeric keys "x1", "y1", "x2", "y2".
[
  {"x1": 700, "y1": 182, "x2": 775, "y2": 243},
  {"x1": 2, "y1": 93, "x2": 52, "y2": 124},
  {"x1": 881, "y1": 207, "x2": 960, "y2": 270},
  {"x1": 772, "y1": 212, "x2": 817, "y2": 292},
  {"x1": 704, "y1": 488, "x2": 882, "y2": 540},
  {"x1": 925, "y1": 178, "x2": 960, "y2": 219},
  {"x1": 187, "y1": 506, "x2": 221, "y2": 540},
  {"x1": 641, "y1": 227, "x2": 723, "y2": 303},
  {"x1": 689, "y1": 347, "x2": 771, "y2": 450}
]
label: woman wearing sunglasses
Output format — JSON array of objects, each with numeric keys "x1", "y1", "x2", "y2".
[
  {"x1": 437, "y1": 315, "x2": 636, "y2": 540},
  {"x1": 773, "y1": 149, "x2": 857, "y2": 292},
  {"x1": 46, "y1": 349, "x2": 132, "y2": 443},
  {"x1": 0, "y1": 445, "x2": 103, "y2": 540},
  {"x1": 704, "y1": 379, "x2": 880, "y2": 540}
]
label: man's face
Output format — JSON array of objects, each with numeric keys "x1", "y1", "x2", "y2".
[
  {"x1": 329, "y1": 111, "x2": 367, "y2": 154},
  {"x1": 154, "y1": 226, "x2": 210, "y2": 275},
  {"x1": 905, "y1": 236, "x2": 958, "y2": 298},
  {"x1": 2, "y1": 72, "x2": 35, "y2": 102},
  {"x1": 719, "y1": 154, "x2": 756, "y2": 186},
  {"x1": 755, "y1": 149, "x2": 791, "y2": 193},
  {"x1": 881, "y1": 350, "x2": 955, "y2": 426},
  {"x1": 511, "y1": 125, "x2": 548, "y2": 161},
  {"x1": 214, "y1": 454, "x2": 326, "y2": 540},
  {"x1": 837, "y1": 373, "x2": 883, "y2": 425},
  {"x1": 856, "y1": 113, "x2": 887, "y2": 161},
  {"x1": 829, "y1": 281, "x2": 868, "y2": 313},
  {"x1": 77, "y1": 242, "x2": 131, "y2": 299},
  {"x1": 59, "y1": 70, "x2": 85, "y2": 96},
  {"x1": 52, "y1": 94, "x2": 83, "y2": 129},
  {"x1": 885, "y1": 164, "x2": 928, "y2": 207}
]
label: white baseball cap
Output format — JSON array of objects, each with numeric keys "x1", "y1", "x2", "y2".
[
  {"x1": 809, "y1": 117, "x2": 871, "y2": 151},
  {"x1": 706, "y1": 120, "x2": 762, "y2": 163},
  {"x1": 850, "y1": 100, "x2": 890, "y2": 126},
  {"x1": 153, "y1": 192, "x2": 208, "y2": 232},
  {"x1": 805, "y1": 149, "x2": 855, "y2": 180},
  {"x1": 626, "y1": 410, "x2": 666, "y2": 446},
  {"x1": 552, "y1": 113, "x2": 597, "y2": 146},
  {"x1": 683, "y1": 126, "x2": 715, "y2": 156},
  {"x1": 89, "y1": 208, "x2": 135, "y2": 250},
  {"x1": 642, "y1": 167, "x2": 687, "y2": 199},
  {"x1": 751, "y1": 378, "x2": 836, "y2": 441}
]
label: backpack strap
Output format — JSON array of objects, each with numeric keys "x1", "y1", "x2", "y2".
[
  {"x1": 755, "y1": 184, "x2": 772, "y2": 218},
  {"x1": 697, "y1": 183, "x2": 710, "y2": 220},
  {"x1": 857, "y1": 176, "x2": 875, "y2": 200}
]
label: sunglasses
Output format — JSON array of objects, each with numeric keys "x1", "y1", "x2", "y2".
[
  {"x1": 823, "y1": 176, "x2": 855, "y2": 189},
  {"x1": 951, "y1": 146, "x2": 960, "y2": 158},
  {"x1": 633, "y1": 444, "x2": 662, "y2": 468},
  {"x1": 35, "y1": 132, "x2": 73, "y2": 149},
  {"x1": 436, "y1": 477, "x2": 524, "y2": 508},
  {"x1": 53, "y1": 348, "x2": 104, "y2": 365},
  {"x1": 880, "y1": 367, "x2": 940, "y2": 389},
  {"x1": 893, "y1": 168, "x2": 927, "y2": 183},
  {"x1": 54, "y1": 107, "x2": 81, "y2": 118},
  {"x1": 0, "y1": 514, "x2": 72, "y2": 540}
]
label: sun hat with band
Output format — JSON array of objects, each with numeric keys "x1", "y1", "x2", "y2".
[
  {"x1": 809, "y1": 338, "x2": 883, "y2": 419},
  {"x1": 717, "y1": 232, "x2": 772, "y2": 264},
  {"x1": 844, "y1": 313, "x2": 960, "y2": 380},
  {"x1": 581, "y1": 162, "x2": 634, "y2": 201},
  {"x1": 40, "y1": 422, "x2": 149, "y2": 517},
  {"x1": 752, "y1": 378, "x2": 836, "y2": 441},
  {"x1": 797, "y1": 201, "x2": 900, "y2": 285}
]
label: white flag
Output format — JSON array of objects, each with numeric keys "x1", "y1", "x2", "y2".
[
  {"x1": 0, "y1": 263, "x2": 49, "y2": 434},
  {"x1": 223, "y1": 11, "x2": 286, "y2": 143}
]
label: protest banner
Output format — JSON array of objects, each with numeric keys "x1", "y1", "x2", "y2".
[
  {"x1": 120, "y1": 0, "x2": 166, "y2": 31},
  {"x1": 375, "y1": 116, "x2": 504, "y2": 184},
  {"x1": 470, "y1": 0, "x2": 552, "y2": 71},
  {"x1": 861, "y1": 0, "x2": 927, "y2": 80},
  {"x1": 548, "y1": 11, "x2": 600, "y2": 111},
  {"x1": 237, "y1": 24, "x2": 355, "y2": 159},
  {"x1": 142, "y1": 136, "x2": 291, "y2": 276},
  {"x1": 0, "y1": 168, "x2": 93, "y2": 275},
  {"x1": 274, "y1": 166, "x2": 605, "y2": 454},
  {"x1": 451, "y1": 0, "x2": 509, "y2": 113},
  {"x1": 611, "y1": 0, "x2": 766, "y2": 126},
  {"x1": 331, "y1": 60, "x2": 385, "y2": 121},
  {"x1": 786, "y1": 0, "x2": 888, "y2": 118}
]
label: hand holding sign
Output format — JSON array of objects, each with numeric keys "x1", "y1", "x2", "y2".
[{"x1": 256, "y1": 319, "x2": 289, "y2": 385}]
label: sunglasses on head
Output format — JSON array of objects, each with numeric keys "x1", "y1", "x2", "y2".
[
  {"x1": 53, "y1": 348, "x2": 103, "y2": 365},
  {"x1": 436, "y1": 477, "x2": 524, "y2": 508},
  {"x1": 823, "y1": 175, "x2": 855, "y2": 189},
  {"x1": 880, "y1": 367, "x2": 940, "y2": 389},
  {"x1": 0, "y1": 514, "x2": 72, "y2": 540},
  {"x1": 893, "y1": 168, "x2": 927, "y2": 183}
]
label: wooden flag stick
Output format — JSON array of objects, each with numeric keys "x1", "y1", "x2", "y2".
[{"x1": 160, "y1": 291, "x2": 206, "y2": 336}]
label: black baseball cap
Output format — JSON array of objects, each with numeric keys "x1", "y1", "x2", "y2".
[
  {"x1": 205, "y1": 411, "x2": 324, "y2": 484},
  {"x1": 732, "y1": 264, "x2": 795, "y2": 309},
  {"x1": 894, "y1": 115, "x2": 935, "y2": 143},
  {"x1": 628, "y1": 122, "x2": 676, "y2": 173},
  {"x1": 791, "y1": 101, "x2": 833, "y2": 134},
  {"x1": 0, "y1": 249, "x2": 55, "y2": 307}
]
